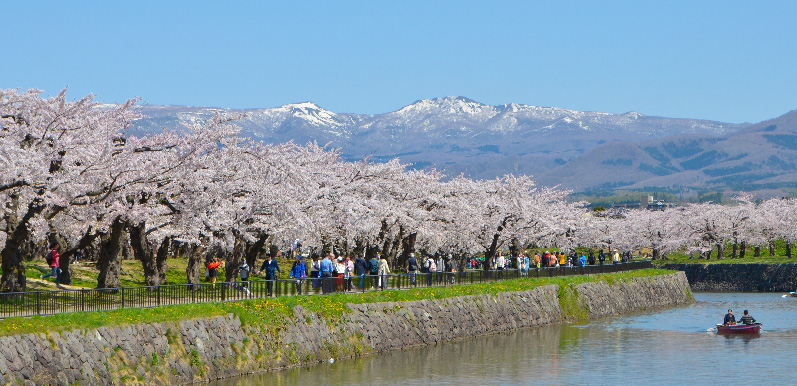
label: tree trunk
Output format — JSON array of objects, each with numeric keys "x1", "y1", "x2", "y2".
[
  {"x1": 58, "y1": 228, "x2": 101, "y2": 286},
  {"x1": 754, "y1": 246, "x2": 761, "y2": 257},
  {"x1": 268, "y1": 244, "x2": 280, "y2": 260},
  {"x1": 366, "y1": 246, "x2": 380, "y2": 260},
  {"x1": 740, "y1": 241, "x2": 746, "y2": 259},
  {"x1": 128, "y1": 221, "x2": 160, "y2": 287},
  {"x1": 374, "y1": 220, "x2": 390, "y2": 257},
  {"x1": 732, "y1": 243, "x2": 738, "y2": 259},
  {"x1": 397, "y1": 232, "x2": 416, "y2": 269},
  {"x1": 225, "y1": 234, "x2": 249, "y2": 283},
  {"x1": 96, "y1": 217, "x2": 125, "y2": 289},
  {"x1": 1, "y1": 201, "x2": 46, "y2": 292},
  {"x1": 769, "y1": 241, "x2": 775, "y2": 257},
  {"x1": 388, "y1": 229, "x2": 403, "y2": 262},
  {"x1": 716, "y1": 244, "x2": 724, "y2": 260},
  {"x1": 508, "y1": 238, "x2": 521, "y2": 259},
  {"x1": 156, "y1": 237, "x2": 170, "y2": 285},
  {"x1": 186, "y1": 244, "x2": 204, "y2": 288},
  {"x1": 652, "y1": 247, "x2": 660, "y2": 260},
  {"x1": 484, "y1": 233, "x2": 501, "y2": 270},
  {"x1": 380, "y1": 225, "x2": 403, "y2": 263},
  {"x1": 245, "y1": 233, "x2": 269, "y2": 268},
  {"x1": 787, "y1": 242, "x2": 792, "y2": 258}
]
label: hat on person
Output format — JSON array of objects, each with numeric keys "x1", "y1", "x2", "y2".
[{"x1": 337, "y1": 257, "x2": 343, "y2": 261}]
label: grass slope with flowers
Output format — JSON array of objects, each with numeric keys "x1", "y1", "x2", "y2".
[{"x1": 0, "y1": 268, "x2": 677, "y2": 337}]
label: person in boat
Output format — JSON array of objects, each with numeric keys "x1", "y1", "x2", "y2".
[
  {"x1": 723, "y1": 309, "x2": 736, "y2": 325},
  {"x1": 739, "y1": 310, "x2": 756, "y2": 325}
]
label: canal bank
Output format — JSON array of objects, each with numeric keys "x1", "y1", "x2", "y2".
[
  {"x1": 0, "y1": 271, "x2": 692, "y2": 385},
  {"x1": 661, "y1": 263, "x2": 797, "y2": 292},
  {"x1": 211, "y1": 292, "x2": 797, "y2": 386}
]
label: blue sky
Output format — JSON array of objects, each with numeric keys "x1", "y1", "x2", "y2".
[{"x1": 3, "y1": 1, "x2": 795, "y2": 123}]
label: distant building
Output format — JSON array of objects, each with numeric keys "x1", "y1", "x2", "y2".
[{"x1": 641, "y1": 195, "x2": 675, "y2": 211}]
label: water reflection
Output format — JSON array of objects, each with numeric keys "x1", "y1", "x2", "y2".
[{"x1": 211, "y1": 293, "x2": 797, "y2": 386}]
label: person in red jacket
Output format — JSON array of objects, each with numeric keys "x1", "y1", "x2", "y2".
[
  {"x1": 207, "y1": 258, "x2": 223, "y2": 289},
  {"x1": 41, "y1": 243, "x2": 61, "y2": 284}
]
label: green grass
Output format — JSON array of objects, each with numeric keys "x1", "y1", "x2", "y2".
[
  {"x1": 655, "y1": 240, "x2": 797, "y2": 265},
  {"x1": 655, "y1": 254, "x2": 796, "y2": 265},
  {"x1": 0, "y1": 268, "x2": 675, "y2": 337}
]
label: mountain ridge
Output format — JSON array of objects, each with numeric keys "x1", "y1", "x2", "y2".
[
  {"x1": 537, "y1": 109, "x2": 797, "y2": 196},
  {"x1": 132, "y1": 96, "x2": 761, "y2": 193}
]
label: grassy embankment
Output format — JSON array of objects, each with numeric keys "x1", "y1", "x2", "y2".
[
  {"x1": 654, "y1": 239, "x2": 797, "y2": 265},
  {"x1": 0, "y1": 268, "x2": 677, "y2": 337},
  {"x1": 655, "y1": 254, "x2": 796, "y2": 265}
]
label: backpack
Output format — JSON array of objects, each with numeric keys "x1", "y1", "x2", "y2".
[
  {"x1": 369, "y1": 259, "x2": 379, "y2": 274},
  {"x1": 429, "y1": 260, "x2": 437, "y2": 272},
  {"x1": 46, "y1": 252, "x2": 53, "y2": 266}
]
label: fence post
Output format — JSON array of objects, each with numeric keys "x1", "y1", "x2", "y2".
[
  {"x1": 121, "y1": 287, "x2": 125, "y2": 309},
  {"x1": 221, "y1": 282, "x2": 226, "y2": 302},
  {"x1": 36, "y1": 292, "x2": 41, "y2": 316},
  {"x1": 81, "y1": 289, "x2": 85, "y2": 312},
  {"x1": 157, "y1": 286, "x2": 161, "y2": 307}
]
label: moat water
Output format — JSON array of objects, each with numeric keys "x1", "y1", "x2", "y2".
[{"x1": 210, "y1": 292, "x2": 797, "y2": 385}]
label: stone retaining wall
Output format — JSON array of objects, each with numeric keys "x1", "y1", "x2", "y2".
[
  {"x1": 662, "y1": 263, "x2": 797, "y2": 292},
  {"x1": 0, "y1": 272, "x2": 692, "y2": 385}
]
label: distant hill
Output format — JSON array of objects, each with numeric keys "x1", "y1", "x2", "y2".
[
  {"x1": 133, "y1": 96, "x2": 744, "y2": 181},
  {"x1": 537, "y1": 110, "x2": 797, "y2": 196}
]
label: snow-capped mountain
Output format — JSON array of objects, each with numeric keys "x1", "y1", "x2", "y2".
[{"x1": 133, "y1": 97, "x2": 745, "y2": 180}]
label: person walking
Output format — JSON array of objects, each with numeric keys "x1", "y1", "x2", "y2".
[
  {"x1": 289, "y1": 255, "x2": 307, "y2": 295},
  {"x1": 407, "y1": 253, "x2": 418, "y2": 287},
  {"x1": 320, "y1": 253, "x2": 335, "y2": 294},
  {"x1": 437, "y1": 254, "x2": 446, "y2": 284},
  {"x1": 598, "y1": 249, "x2": 606, "y2": 266},
  {"x1": 258, "y1": 253, "x2": 281, "y2": 296},
  {"x1": 446, "y1": 254, "x2": 458, "y2": 284},
  {"x1": 310, "y1": 254, "x2": 321, "y2": 291},
  {"x1": 345, "y1": 255, "x2": 354, "y2": 291},
  {"x1": 377, "y1": 254, "x2": 391, "y2": 289},
  {"x1": 335, "y1": 256, "x2": 346, "y2": 291},
  {"x1": 41, "y1": 243, "x2": 62, "y2": 285},
  {"x1": 354, "y1": 253, "x2": 368, "y2": 289},
  {"x1": 207, "y1": 257, "x2": 222, "y2": 290},
  {"x1": 238, "y1": 261, "x2": 251, "y2": 296},
  {"x1": 427, "y1": 256, "x2": 437, "y2": 286},
  {"x1": 368, "y1": 254, "x2": 380, "y2": 288}
]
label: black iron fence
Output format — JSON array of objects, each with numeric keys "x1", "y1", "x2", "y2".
[{"x1": 0, "y1": 261, "x2": 652, "y2": 319}]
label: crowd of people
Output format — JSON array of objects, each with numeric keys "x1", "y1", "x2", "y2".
[
  {"x1": 37, "y1": 240, "x2": 637, "y2": 293},
  {"x1": 195, "y1": 245, "x2": 639, "y2": 298}
]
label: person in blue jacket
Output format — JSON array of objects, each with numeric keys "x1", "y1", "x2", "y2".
[
  {"x1": 319, "y1": 253, "x2": 335, "y2": 294},
  {"x1": 354, "y1": 254, "x2": 369, "y2": 289},
  {"x1": 289, "y1": 255, "x2": 307, "y2": 295},
  {"x1": 258, "y1": 253, "x2": 281, "y2": 296}
]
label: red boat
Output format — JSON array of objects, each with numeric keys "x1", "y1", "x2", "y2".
[{"x1": 716, "y1": 323, "x2": 762, "y2": 333}]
